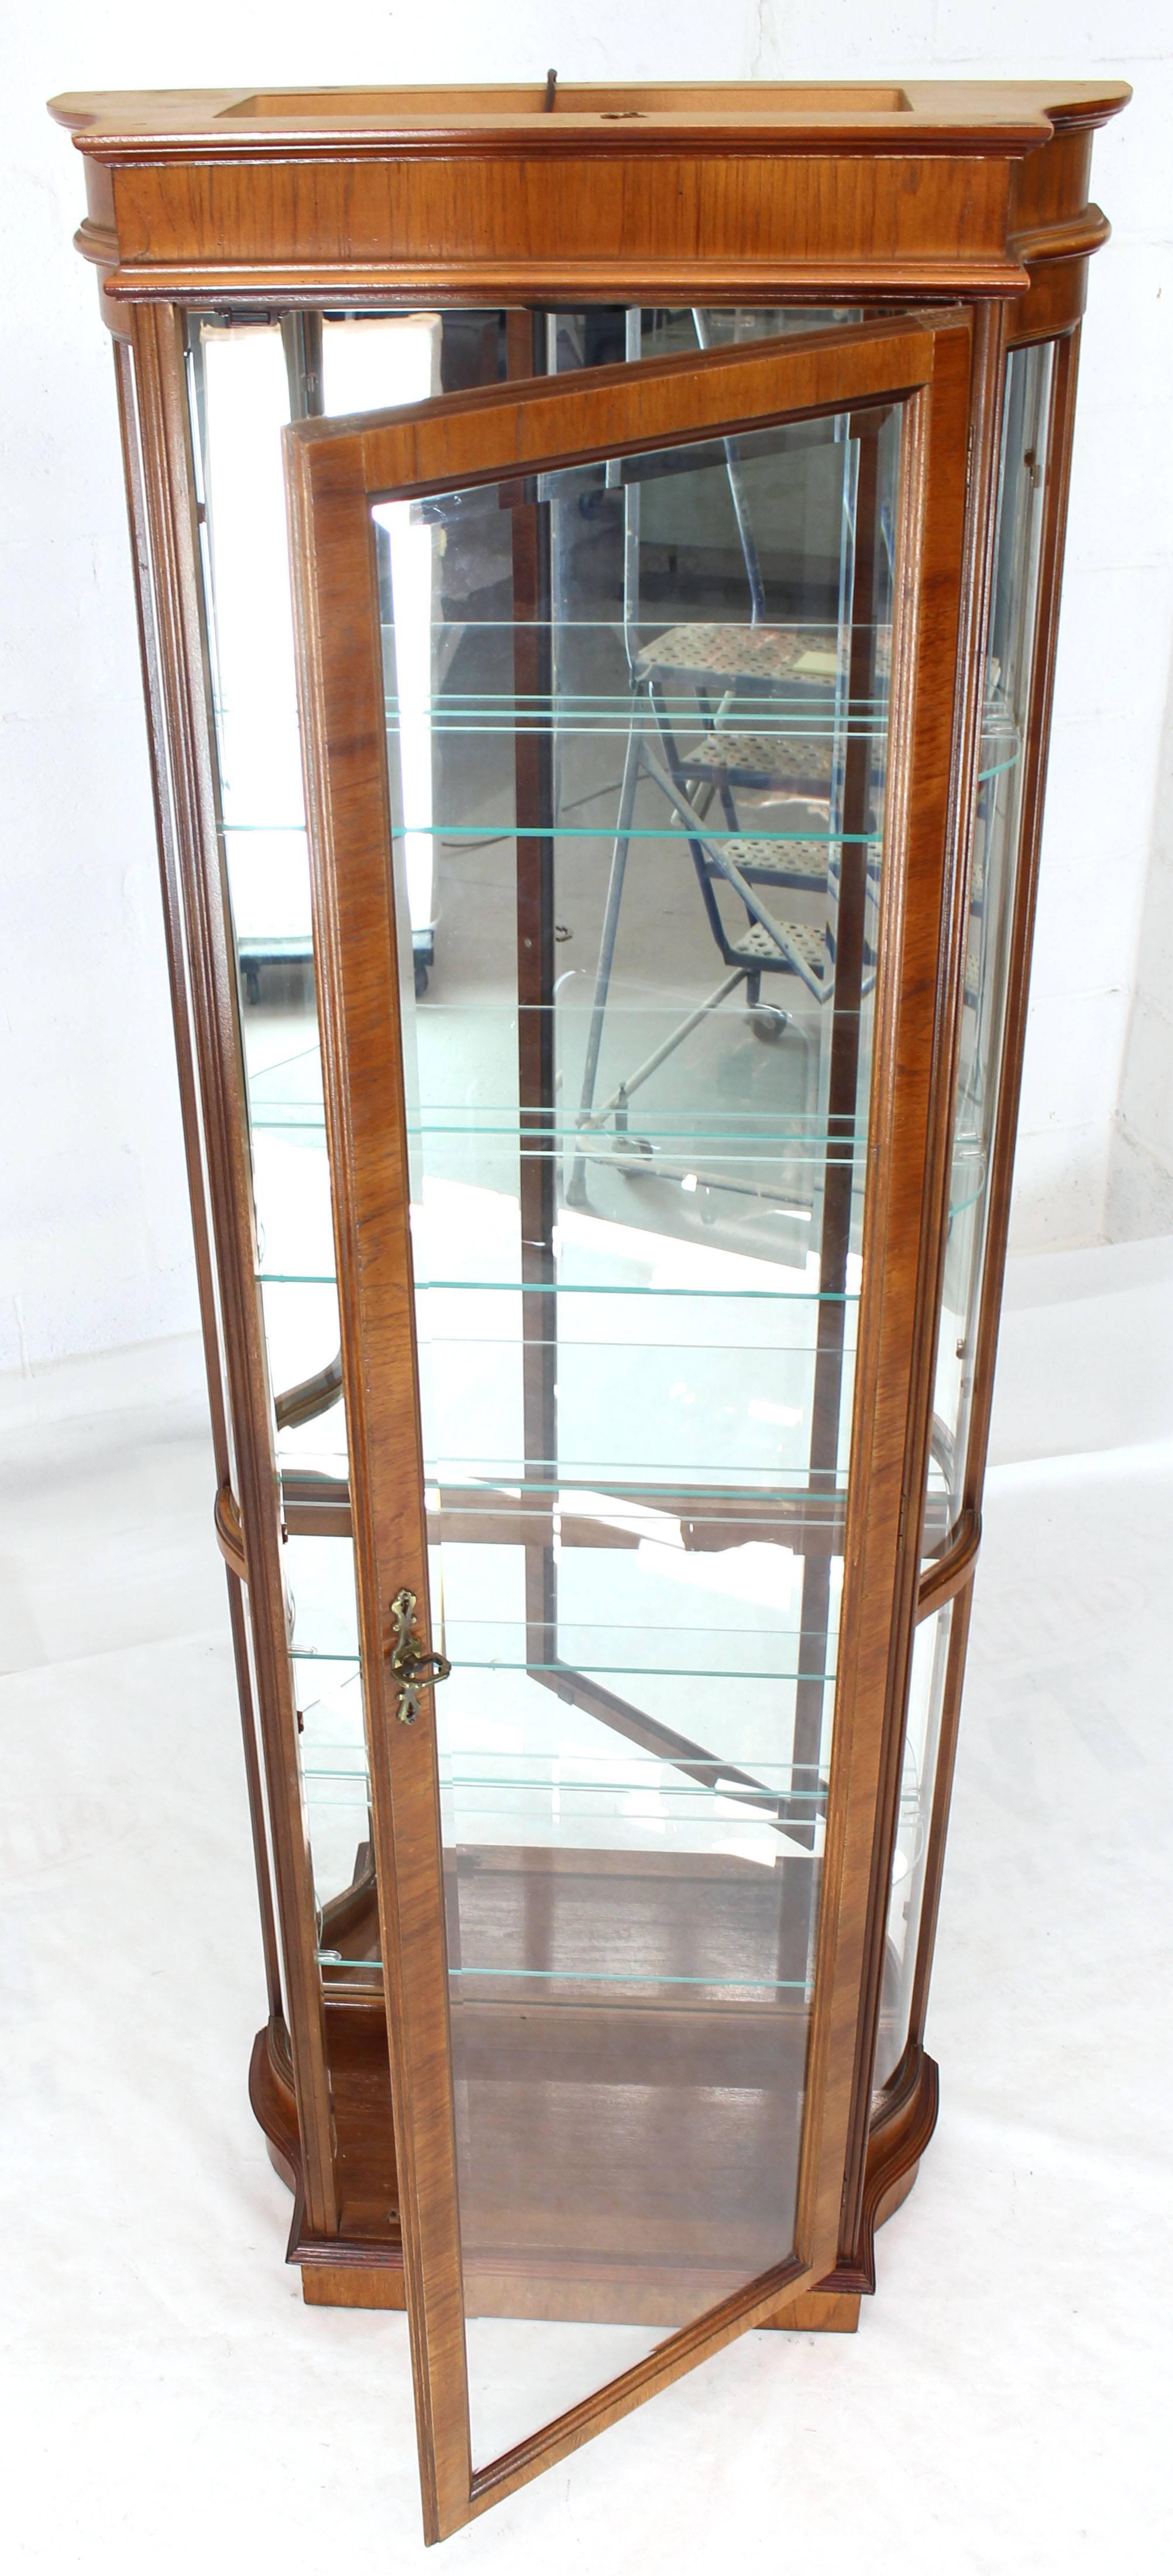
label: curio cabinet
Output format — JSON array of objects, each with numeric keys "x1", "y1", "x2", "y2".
[{"x1": 53, "y1": 76, "x2": 1127, "y2": 2540}]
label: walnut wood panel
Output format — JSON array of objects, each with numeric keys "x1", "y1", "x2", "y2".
[
  {"x1": 94, "y1": 157, "x2": 1026, "y2": 307},
  {"x1": 249, "y1": 2019, "x2": 300, "y2": 2194},
  {"x1": 834, "y1": 2042, "x2": 941, "y2": 2294},
  {"x1": 303, "y1": 2265, "x2": 408, "y2": 2310},
  {"x1": 212, "y1": 1479, "x2": 247, "y2": 1579},
  {"x1": 916, "y1": 1506, "x2": 982, "y2": 1619},
  {"x1": 1005, "y1": 114, "x2": 1110, "y2": 347},
  {"x1": 1007, "y1": 255, "x2": 1092, "y2": 349},
  {"x1": 54, "y1": 81, "x2": 1126, "y2": 317}
]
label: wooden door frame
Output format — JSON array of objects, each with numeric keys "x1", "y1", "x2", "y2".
[{"x1": 283, "y1": 310, "x2": 976, "y2": 2539}]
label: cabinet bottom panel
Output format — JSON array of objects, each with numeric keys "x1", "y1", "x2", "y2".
[{"x1": 252, "y1": 2002, "x2": 936, "y2": 2321}]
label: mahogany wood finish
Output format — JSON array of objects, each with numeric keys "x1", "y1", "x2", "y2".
[{"x1": 54, "y1": 74, "x2": 1124, "y2": 2548}]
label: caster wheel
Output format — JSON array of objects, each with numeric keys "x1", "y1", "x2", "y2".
[
  {"x1": 414, "y1": 960, "x2": 430, "y2": 998},
  {"x1": 748, "y1": 1006, "x2": 789, "y2": 1043}
]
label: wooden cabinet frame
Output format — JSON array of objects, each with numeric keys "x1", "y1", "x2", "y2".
[{"x1": 53, "y1": 75, "x2": 1127, "y2": 2547}]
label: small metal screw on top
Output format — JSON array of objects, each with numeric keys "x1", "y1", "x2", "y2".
[{"x1": 387, "y1": 1586, "x2": 451, "y2": 1725}]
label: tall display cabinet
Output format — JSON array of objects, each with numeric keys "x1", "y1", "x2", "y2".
[{"x1": 54, "y1": 79, "x2": 1126, "y2": 2540}]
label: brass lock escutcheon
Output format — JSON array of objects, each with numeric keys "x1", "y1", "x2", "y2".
[{"x1": 387, "y1": 1586, "x2": 451, "y2": 1725}]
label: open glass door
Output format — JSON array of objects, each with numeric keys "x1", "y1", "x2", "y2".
[{"x1": 283, "y1": 311, "x2": 974, "y2": 2538}]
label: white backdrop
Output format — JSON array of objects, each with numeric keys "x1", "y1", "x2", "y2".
[{"x1": 2, "y1": 4, "x2": 1170, "y2": 1371}]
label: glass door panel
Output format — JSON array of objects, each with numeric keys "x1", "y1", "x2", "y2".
[
  {"x1": 284, "y1": 312, "x2": 968, "y2": 2533},
  {"x1": 380, "y1": 400, "x2": 896, "y2": 2460}
]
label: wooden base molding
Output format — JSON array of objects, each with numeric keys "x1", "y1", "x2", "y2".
[
  {"x1": 247, "y1": 2013, "x2": 937, "y2": 2321},
  {"x1": 759, "y1": 2291, "x2": 861, "y2": 2334},
  {"x1": 821, "y1": 2045, "x2": 941, "y2": 2297},
  {"x1": 303, "y1": 2264, "x2": 408, "y2": 2311}
]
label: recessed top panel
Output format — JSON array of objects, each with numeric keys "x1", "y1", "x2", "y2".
[
  {"x1": 218, "y1": 83, "x2": 914, "y2": 121},
  {"x1": 51, "y1": 78, "x2": 1130, "y2": 153}
]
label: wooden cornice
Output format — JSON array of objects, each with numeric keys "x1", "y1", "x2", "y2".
[{"x1": 53, "y1": 79, "x2": 1127, "y2": 324}]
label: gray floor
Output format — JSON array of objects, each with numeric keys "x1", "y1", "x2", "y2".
[{"x1": 2, "y1": 1248, "x2": 1172, "y2": 2573}]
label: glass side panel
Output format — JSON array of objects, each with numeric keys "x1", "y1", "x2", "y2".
[
  {"x1": 373, "y1": 390, "x2": 902, "y2": 2464},
  {"x1": 189, "y1": 310, "x2": 493, "y2": 1971},
  {"x1": 874, "y1": 1602, "x2": 953, "y2": 2090},
  {"x1": 924, "y1": 340, "x2": 1055, "y2": 1551}
]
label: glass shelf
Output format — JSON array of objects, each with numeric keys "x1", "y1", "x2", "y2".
[
  {"x1": 295, "y1": 1640, "x2": 835, "y2": 1680},
  {"x1": 316, "y1": 1955, "x2": 814, "y2": 1989},
  {"x1": 286, "y1": 1464, "x2": 852, "y2": 1499},
  {"x1": 224, "y1": 812, "x2": 888, "y2": 837},
  {"x1": 442, "y1": 1966, "x2": 810, "y2": 1988},
  {"x1": 259, "y1": 1268, "x2": 864, "y2": 1300},
  {"x1": 391, "y1": 820, "x2": 885, "y2": 843},
  {"x1": 307, "y1": 1756, "x2": 825, "y2": 1797},
  {"x1": 254, "y1": 1121, "x2": 870, "y2": 1150},
  {"x1": 387, "y1": 1136, "x2": 851, "y2": 1160}
]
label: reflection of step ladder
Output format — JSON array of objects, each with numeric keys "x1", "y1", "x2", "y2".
[
  {"x1": 567, "y1": 644, "x2": 881, "y2": 1208},
  {"x1": 567, "y1": 308, "x2": 886, "y2": 1213}
]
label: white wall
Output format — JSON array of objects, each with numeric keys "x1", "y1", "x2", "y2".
[
  {"x1": 1107, "y1": 648, "x2": 1173, "y2": 1233},
  {"x1": 2, "y1": 5, "x2": 1169, "y2": 1372}
]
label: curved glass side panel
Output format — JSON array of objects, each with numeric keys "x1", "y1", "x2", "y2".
[
  {"x1": 924, "y1": 340, "x2": 1054, "y2": 1550},
  {"x1": 874, "y1": 1602, "x2": 954, "y2": 2090},
  {"x1": 187, "y1": 309, "x2": 503, "y2": 1981},
  {"x1": 372, "y1": 394, "x2": 901, "y2": 2463}
]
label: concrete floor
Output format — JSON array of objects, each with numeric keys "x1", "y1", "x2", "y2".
[{"x1": 2, "y1": 1243, "x2": 1172, "y2": 2573}]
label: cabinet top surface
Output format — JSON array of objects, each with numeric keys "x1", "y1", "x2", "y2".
[{"x1": 50, "y1": 80, "x2": 1130, "y2": 157}]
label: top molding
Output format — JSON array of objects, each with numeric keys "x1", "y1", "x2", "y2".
[{"x1": 51, "y1": 80, "x2": 1129, "y2": 327}]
